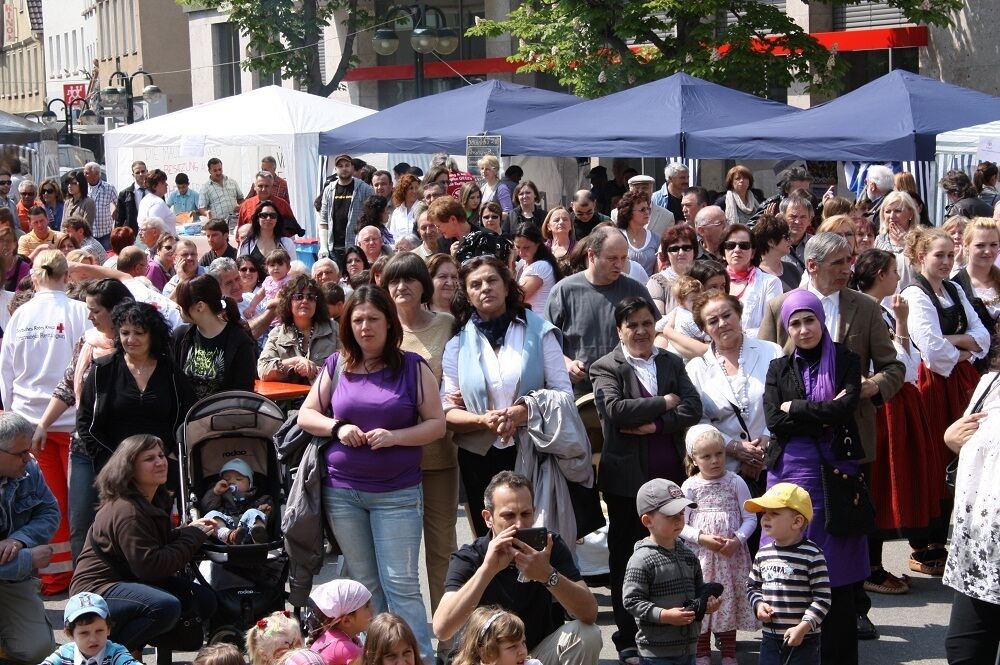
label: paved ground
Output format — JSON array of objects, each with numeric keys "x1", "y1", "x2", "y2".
[{"x1": 44, "y1": 508, "x2": 954, "y2": 664}]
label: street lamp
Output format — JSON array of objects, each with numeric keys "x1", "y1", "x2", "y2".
[
  {"x1": 105, "y1": 58, "x2": 162, "y2": 124},
  {"x1": 372, "y1": 4, "x2": 457, "y2": 98},
  {"x1": 41, "y1": 97, "x2": 95, "y2": 146}
]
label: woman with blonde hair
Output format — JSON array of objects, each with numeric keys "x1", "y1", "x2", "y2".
[
  {"x1": 540, "y1": 206, "x2": 575, "y2": 259},
  {"x1": 875, "y1": 190, "x2": 920, "y2": 255},
  {"x1": 816, "y1": 214, "x2": 858, "y2": 257},
  {"x1": 901, "y1": 226, "x2": 990, "y2": 575},
  {"x1": 476, "y1": 155, "x2": 512, "y2": 212},
  {"x1": 452, "y1": 607, "x2": 532, "y2": 665},
  {"x1": 0, "y1": 249, "x2": 90, "y2": 594},
  {"x1": 952, "y1": 217, "x2": 1000, "y2": 372}
]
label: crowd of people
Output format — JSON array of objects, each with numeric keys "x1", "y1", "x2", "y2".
[{"x1": 0, "y1": 151, "x2": 998, "y2": 665}]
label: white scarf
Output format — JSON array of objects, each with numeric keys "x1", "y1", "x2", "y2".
[{"x1": 725, "y1": 189, "x2": 759, "y2": 225}]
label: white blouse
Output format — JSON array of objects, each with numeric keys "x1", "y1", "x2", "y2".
[
  {"x1": 388, "y1": 204, "x2": 415, "y2": 243},
  {"x1": 734, "y1": 268, "x2": 783, "y2": 339},
  {"x1": 441, "y1": 320, "x2": 572, "y2": 449},
  {"x1": 902, "y1": 282, "x2": 991, "y2": 377},
  {"x1": 517, "y1": 259, "x2": 556, "y2": 312}
]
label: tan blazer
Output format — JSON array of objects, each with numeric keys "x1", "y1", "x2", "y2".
[{"x1": 757, "y1": 288, "x2": 905, "y2": 463}]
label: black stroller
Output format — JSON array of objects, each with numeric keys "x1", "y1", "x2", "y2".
[{"x1": 178, "y1": 390, "x2": 290, "y2": 646}]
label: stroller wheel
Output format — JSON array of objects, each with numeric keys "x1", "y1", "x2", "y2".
[{"x1": 209, "y1": 627, "x2": 243, "y2": 647}]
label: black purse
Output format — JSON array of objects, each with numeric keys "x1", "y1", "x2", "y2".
[{"x1": 820, "y1": 461, "x2": 876, "y2": 537}]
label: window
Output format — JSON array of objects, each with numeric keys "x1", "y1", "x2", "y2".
[
  {"x1": 213, "y1": 22, "x2": 242, "y2": 98},
  {"x1": 55, "y1": 34, "x2": 62, "y2": 72},
  {"x1": 840, "y1": 48, "x2": 918, "y2": 93},
  {"x1": 72, "y1": 30, "x2": 78, "y2": 70},
  {"x1": 112, "y1": 0, "x2": 120, "y2": 58},
  {"x1": 129, "y1": 0, "x2": 137, "y2": 53}
]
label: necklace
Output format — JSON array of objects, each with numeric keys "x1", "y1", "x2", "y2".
[
  {"x1": 294, "y1": 325, "x2": 313, "y2": 357},
  {"x1": 714, "y1": 340, "x2": 749, "y2": 414}
]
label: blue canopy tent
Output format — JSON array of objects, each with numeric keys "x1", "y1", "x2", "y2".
[
  {"x1": 318, "y1": 80, "x2": 583, "y2": 155},
  {"x1": 686, "y1": 70, "x2": 1000, "y2": 161},
  {"x1": 494, "y1": 72, "x2": 799, "y2": 157}
]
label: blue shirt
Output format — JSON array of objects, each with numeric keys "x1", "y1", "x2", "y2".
[{"x1": 166, "y1": 189, "x2": 199, "y2": 214}]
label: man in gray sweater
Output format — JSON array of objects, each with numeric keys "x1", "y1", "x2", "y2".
[{"x1": 545, "y1": 226, "x2": 654, "y2": 397}]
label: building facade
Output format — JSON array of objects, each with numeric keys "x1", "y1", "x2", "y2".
[{"x1": 0, "y1": 0, "x2": 45, "y2": 115}]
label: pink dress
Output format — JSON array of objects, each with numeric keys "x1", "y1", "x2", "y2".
[
  {"x1": 681, "y1": 471, "x2": 758, "y2": 633},
  {"x1": 311, "y1": 628, "x2": 362, "y2": 665}
]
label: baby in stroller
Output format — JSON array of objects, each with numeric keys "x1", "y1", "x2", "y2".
[{"x1": 201, "y1": 458, "x2": 273, "y2": 544}]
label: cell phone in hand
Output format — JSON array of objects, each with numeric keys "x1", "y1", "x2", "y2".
[{"x1": 514, "y1": 527, "x2": 547, "y2": 551}]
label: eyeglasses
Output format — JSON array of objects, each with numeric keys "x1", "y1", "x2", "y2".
[
  {"x1": 292, "y1": 293, "x2": 318, "y2": 302},
  {"x1": 666, "y1": 244, "x2": 694, "y2": 253},
  {"x1": 258, "y1": 212, "x2": 278, "y2": 219},
  {"x1": 481, "y1": 214, "x2": 500, "y2": 220},
  {"x1": 722, "y1": 241, "x2": 752, "y2": 251},
  {"x1": 239, "y1": 267, "x2": 257, "y2": 273}
]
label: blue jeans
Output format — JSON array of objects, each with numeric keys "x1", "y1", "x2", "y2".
[
  {"x1": 68, "y1": 449, "x2": 98, "y2": 563},
  {"x1": 322, "y1": 484, "x2": 431, "y2": 662},
  {"x1": 758, "y1": 632, "x2": 821, "y2": 665},
  {"x1": 639, "y1": 656, "x2": 695, "y2": 665},
  {"x1": 102, "y1": 578, "x2": 216, "y2": 651}
]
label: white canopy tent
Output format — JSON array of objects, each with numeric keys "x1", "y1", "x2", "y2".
[
  {"x1": 934, "y1": 120, "x2": 1000, "y2": 223},
  {"x1": 104, "y1": 86, "x2": 375, "y2": 236}
]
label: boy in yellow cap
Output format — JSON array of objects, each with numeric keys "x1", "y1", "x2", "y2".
[{"x1": 745, "y1": 483, "x2": 831, "y2": 665}]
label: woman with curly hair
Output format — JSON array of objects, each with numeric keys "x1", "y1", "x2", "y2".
[
  {"x1": 257, "y1": 275, "x2": 338, "y2": 383},
  {"x1": 389, "y1": 176, "x2": 420, "y2": 242},
  {"x1": 76, "y1": 301, "x2": 195, "y2": 474}
]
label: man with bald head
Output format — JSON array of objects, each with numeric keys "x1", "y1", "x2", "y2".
[
  {"x1": 545, "y1": 227, "x2": 655, "y2": 396},
  {"x1": 571, "y1": 190, "x2": 611, "y2": 240},
  {"x1": 357, "y1": 225, "x2": 391, "y2": 264},
  {"x1": 693, "y1": 206, "x2": 727, "y2": 263}
]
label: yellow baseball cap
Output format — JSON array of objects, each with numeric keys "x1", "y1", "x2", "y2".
[{"x1": 744, "y1": 482, "x2": 813, "y2": 522}]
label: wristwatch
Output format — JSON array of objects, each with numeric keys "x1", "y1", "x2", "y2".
[{"x1": 545, "y1": 568, "x2": 559, "y2": 588}]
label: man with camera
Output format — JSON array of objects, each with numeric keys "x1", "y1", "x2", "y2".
[{"x1": 432, "y1": 471, "x2": 601, "y2": 665}]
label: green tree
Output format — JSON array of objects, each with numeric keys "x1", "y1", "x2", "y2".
[
  {"x1": 467, "y1": 0, "x2": 963, "y2": 98},
  {"x1": 176, "y1": 0, "x2": 373, "y2": 97}
]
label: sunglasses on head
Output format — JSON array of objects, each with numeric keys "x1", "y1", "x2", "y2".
[
  {"x1": 723, "y1": 241, "x2": 752, "y2": 251},
  {"x1": 666, "y1": 244, "x2": 694, "y2": 254}
]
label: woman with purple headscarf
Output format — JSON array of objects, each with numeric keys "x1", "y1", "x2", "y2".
[{"x1": 763, "y1": 288, "x2": 868, "y2": 664}]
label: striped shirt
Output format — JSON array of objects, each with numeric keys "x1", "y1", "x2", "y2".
[
  {"x1": 747, "y1": 538, "x2": 831, "y2": 634},
  {"x1": 88, "y1": 180, "x2": 118, "y2": 238}
]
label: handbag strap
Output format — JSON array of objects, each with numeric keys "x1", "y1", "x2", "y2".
[
  {"x1": 727, "y1": 400, "x2": 751, "y2": 440},
  {"x1": 970, "y1": 372, "x2": 1000, "y2": 414}
]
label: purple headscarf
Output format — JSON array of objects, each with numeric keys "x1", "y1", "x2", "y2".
[{"x1": 780, "y1": 289, "x2": 836, "y2": 401}]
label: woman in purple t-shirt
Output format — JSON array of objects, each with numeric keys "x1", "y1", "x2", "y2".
[{"x1": 297, "y1": 284, "x2": 445, "y2": 662}]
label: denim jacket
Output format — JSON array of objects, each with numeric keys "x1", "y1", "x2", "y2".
[{"x1": 0, "y1": 459, "x2": 59, "y2": 581}]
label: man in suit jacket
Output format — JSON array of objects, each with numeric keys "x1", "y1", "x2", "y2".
[
  {"x1": 758, "y1": 232, "x2": 904, "y2": 642},
  {"x1": 589, "y1": 298, "x2": 702, "y2": 663},
  {"x1": 114, "y1": 160, "x2": 147, "y2": 234}
]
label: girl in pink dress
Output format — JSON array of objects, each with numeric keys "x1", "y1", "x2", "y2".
[{"x1": 681, "y1": 425, "x2": 759, "y2": 665}]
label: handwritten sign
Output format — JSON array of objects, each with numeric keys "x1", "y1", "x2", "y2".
[{"x1": 466, "y1": 135, "x2": 501, "y2": 176}]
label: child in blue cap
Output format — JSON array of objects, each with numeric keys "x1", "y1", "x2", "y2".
[{"x1": 42, "y1": 592, "x2": 138, "y2": 665}]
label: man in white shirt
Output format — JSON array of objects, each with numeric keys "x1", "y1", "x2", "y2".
[{"x1": 136, "y1": 169, "x2": 178, "y2": 234}]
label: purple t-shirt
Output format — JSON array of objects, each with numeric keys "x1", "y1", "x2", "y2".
[{"x1": 324, "y1": 351, "x2": 424, "y2": 492}]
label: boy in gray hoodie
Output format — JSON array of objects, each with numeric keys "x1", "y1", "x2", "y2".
[{"x1": 623, "y1": 478, "x2": 721, "y2": 664}]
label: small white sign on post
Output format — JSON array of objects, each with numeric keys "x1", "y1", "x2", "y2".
[
  {"x1": 466, "y1": 135, "x2": 502, "y2": 176},
  {"x1": 977, "y1": 136, "x2": 1000, "y2": 165}
]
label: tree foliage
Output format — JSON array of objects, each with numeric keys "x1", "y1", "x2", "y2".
[
  {"x1": 176, "y1": 0, "x2": 374, "y2": 97},
  {"x1": 467, "y1": 0, "x2": 963, "y2": 99}
]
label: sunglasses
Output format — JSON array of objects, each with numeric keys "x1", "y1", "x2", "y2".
[
  {"x1": 292, "y1": 293, "x2": 317, "y2": 301},
  {"x1": 239, "y1": 267, "x2": 258, "y2": 273},
  {"x1": 723, "y1": 241, "x2": 752, "y2": 251},
  {"x1": 40, "y1": 188, "x2": 54, "y2": 194},
  {"x1": 20, "y1": 191, "x2": 35, "y2": 196},
  {"x1": 481, "y1": 214, "x2": 500, "y2": 220},
  {"x1": 666, "y1": 244, "x2": 694, "y2": 254},
  {"x1": 258, "y1": 212, "x2": 278, "y2": 219},
  {"x1": 0, "y1": 180, "x2": 11, "y2": 185}
]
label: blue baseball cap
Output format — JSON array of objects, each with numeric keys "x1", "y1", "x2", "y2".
[{"x1": 65, "y1": 592, "x2": 109, "y2": 625}]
